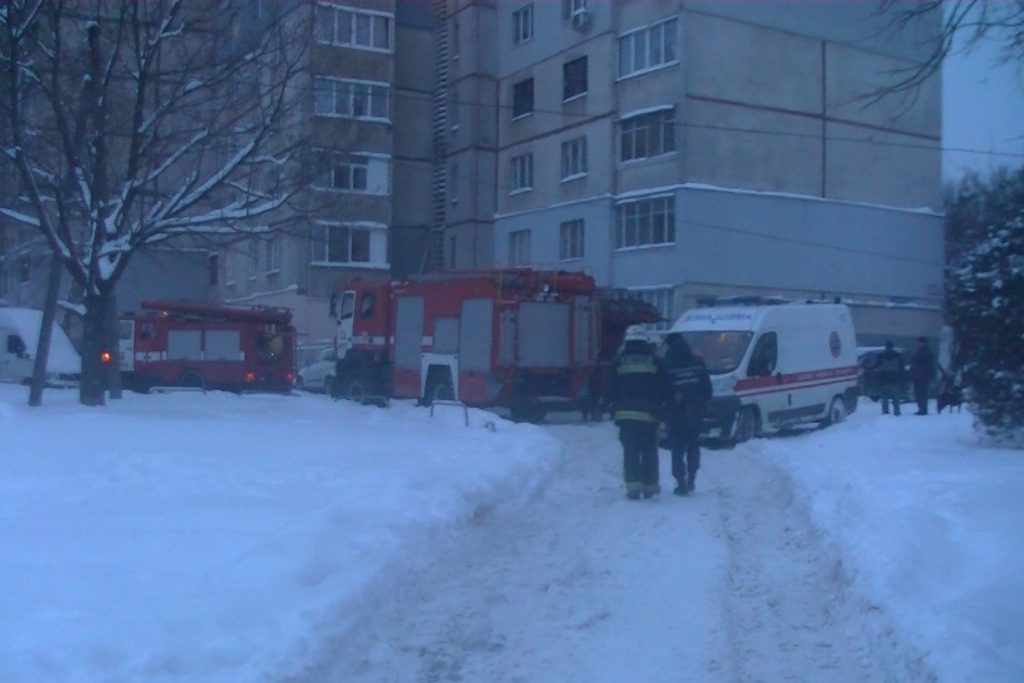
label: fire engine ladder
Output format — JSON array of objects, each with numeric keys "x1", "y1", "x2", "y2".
[{"x1": 426, "y1": 0, "x2": 450, "y2": 272}]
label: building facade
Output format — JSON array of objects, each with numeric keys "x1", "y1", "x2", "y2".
[{"x1": 455, "y1": 0, "x2": 945, "y2": 343}]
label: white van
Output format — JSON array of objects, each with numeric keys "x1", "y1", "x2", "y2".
[
  {"x1": 670, "y1": 302, "x2": 859, "y2": 442},
  {"x1": 0, "y1": 307, "x2": 81, "y2": 385}
]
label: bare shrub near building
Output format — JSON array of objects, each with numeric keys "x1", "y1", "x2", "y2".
[{"x1": 1, "y1": 0, "x2": 312, "y2": 405}]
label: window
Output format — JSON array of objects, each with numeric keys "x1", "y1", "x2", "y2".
[
  {"x1": 561, "y1": 137, "x2": 587, "y2": 179},
  {"x1": 512, "y1": 5, "x2": 533, "y2": 45},
  {"x1": 449, "y1": 162, "x2": 459, "y2": 203},
  {"x1": 559, "y1": 219, "x2": 585, "y2": 260},
  {"x1": 208, "y1": 254, "x2": 219, "y2": 286},
  {"x1": 512, "y1": 78, "x2": 534, "y2": 118},
  {"x1": 314, "y1": 77, "x2": 389, "y2": 120},
  {"x1": 448, "y1": 235, "x2": 457, "y2": 269},
  {"x1": 449, "y1": 93, "x2": 460, "y2": 129},
  {"x1": 615, "y1": 196, "x2": 675, "y2": 248},
  {"x1": 509, "y1": 229, "x2": 531, "y2": 266},
  {"x1": 619, "y1": 18, "x2": 677, "y2": 77},
  {"x1": 248, "y1": 241, "x2": 259, "y2": 279},
  {"x1": 620, "y1": 108, "x2": 675, "y2": 161},
  {"x1": 315, "y1": 4, "x2": 391, "y2": 51},
  {"x1": 562, "y1": 0, "x2": 586, "y2": 19},
  {"x1": 312, "y1": 223, "x2": 372, "y2": 264},
  {"x1": 452, "y1": 19, "x2": 460, "y2": 57},
  {"x1": 325, "y1": 155, "x2": 368, "y2": 191},
  {"x1": 19, "y1": 257, "x2": 30, "y2": 284},
  {"x1": 510, "y1": 153, "x2": 533, "y2": 192},
  {"x1": 314, "y1": 152, "x2": 389, "y2": 195},
  {"x1": 563, "y1": 56, "x2": 588, "y2": 100},
  {"x1": 224, "y1": 252, "x2": 235, "y2": 285},
  {"x1": 630, "y1": 288, "x2": 674, "y2": 331},
  {"x1": 747, "y1": 332, "x2": 778, "y2": 377},
  {"x1": 265, "y1": 237, "x2": 280, "y2": 273}
]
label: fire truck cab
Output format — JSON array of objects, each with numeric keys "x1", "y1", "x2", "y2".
[
  {"x1": 119, "y1": 300, "x2": 296, "y2": 393},
  {"x1": 333, "y1": 269, "x2": 602, "y2": 420}
]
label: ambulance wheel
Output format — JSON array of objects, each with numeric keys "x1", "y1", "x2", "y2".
[
  {"x1": 823, "y1": 396, "x2": 846, "y2": 426},
  {"x1": 510, "y1": 400, "x2": 545, "y2": 423},
  {"x1": 732, "y1": 407, "x2": 757, "y2": 444},
  {"x1": 178, "y1": 370, "x2": 205, "y2": 391}
]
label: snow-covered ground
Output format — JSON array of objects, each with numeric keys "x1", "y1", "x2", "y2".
[{"x1": 1, "y1": 385, "x2": 1020, "y2": 682}]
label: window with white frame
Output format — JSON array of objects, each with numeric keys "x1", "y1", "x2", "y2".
[
  {"x1": 224, "y1": 251, "x2": 235, "y2": 285},
  {"x1": 247, "y1": 241, "x2": 259, "y2": 279},
  {"x1": 265, "y1": 237, "x2": 280, "y2": 273},
  {"x1": 508, "y1": 229, "x2": 531, "y2": 265},
  {"x1": 312, "y1": 223, "x2": 373, "y2": 264},
  {"x1": 615, "y1": 196, "x2": 675, "y2": 248},
  {"x1": 512, "y1": 4, "x2": 533, "y2": 45},
  {"x1": 510, "y1": 153, "x2": 533, "y2": 192},
  {"x1": 618, "y1": 18, "x2": 678, "y2": 78},
  {"x1": 563, "y1": 56, "x2": 588, "y2": 100},
  {"x1": 620, "y1": 108, "x2": 675, "y2": 161},
  {"x1": 560, "y1": 219, "x2": 584, "y2": 260},
  {"x1": 631, "y1": 288, "x2": 674, "y2": 330},
  {"x1": 314, "y1": 152, "x2": 390, "y2": 194},
  {"x1": 512, "y1": 78, "x2": 534, "y2": 118},
  {"x1": 561, "y1": 137, "x2": 587, "y2": 179},
  {"x1": 314, "y1": 77, "x2": 389, "y2": 120},
  {"x1": 563, "y1": 0, "x2": 587, "y2": 19},
  {"x1": 315, "y1": 4, "x2": 391, "y2": 51}
]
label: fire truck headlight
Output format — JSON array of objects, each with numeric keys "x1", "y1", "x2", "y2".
[
  {"x1": 100, "y1": 350, "x2": 113, "y2": 364},
  {"x1": 245, "y1": 372, "x2": 256, "y2": 383}
]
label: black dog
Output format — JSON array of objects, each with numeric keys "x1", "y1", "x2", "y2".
[{"x1": 936, "y1": 380, "x2": 964, "y2": 414}]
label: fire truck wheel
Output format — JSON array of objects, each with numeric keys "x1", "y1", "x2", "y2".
[
  {"x1": 424, "y1": 369, "x2": 454, "y2": 405},
  {"x1": 177, "y1": 370, "x2": 206, "y2": 391}
]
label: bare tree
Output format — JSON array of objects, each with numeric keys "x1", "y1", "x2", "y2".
[
  {"x1": 874, "y1": 0, "x2": 1024, "y2": 99},
  {"x1": 0, "y1": 0, "x2": 312, "y2": 405}
]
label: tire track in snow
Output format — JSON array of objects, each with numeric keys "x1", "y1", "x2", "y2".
[{"x1": 283, "y1": 422, "x2": 932, "y2": 683}]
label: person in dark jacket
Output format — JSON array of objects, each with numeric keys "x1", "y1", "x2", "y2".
[
  {"x1": 909, "y1": 336, "x2": 936, "y2": 415},
  {"x1": 607, "y1": 329, "x2": 666, "y2": 500},
  {"x1": 661, "y1": 333, "x2": 712, "y2": 495},
  {"x1": 873, "y1": 341, "x2": 906, "y2": 416}
]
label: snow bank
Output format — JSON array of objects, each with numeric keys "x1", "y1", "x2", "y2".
[
  {"x1": 0, "y1": 386, "x2": 562, "y2": 683},
  {"x1": 750, "y1": 401, "x2": 1024, "y2": 683}
]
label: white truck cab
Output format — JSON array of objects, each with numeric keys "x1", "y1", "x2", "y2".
[
  {"x1": 0, "y1": 307, "x2": 81, "y2": 385},
  {"x1": 671, "y1": 302, "x2": 859, "y2": 442}
]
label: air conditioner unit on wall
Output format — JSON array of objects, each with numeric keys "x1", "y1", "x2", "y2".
[{"x1": 571, "y1": 9, "x2": 592, "y2": 31}]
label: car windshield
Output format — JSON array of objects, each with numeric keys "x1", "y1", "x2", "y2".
[{"x1": 680, "y1": 330, "x2": 754, "y2": 375}]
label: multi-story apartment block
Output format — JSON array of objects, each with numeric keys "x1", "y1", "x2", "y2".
[
  {"x1": 219, "y1": 0, "x2": 435, "y2": 352},
  {"x1": 443, "y1": 0, "x2": 945, "y2": 344}
]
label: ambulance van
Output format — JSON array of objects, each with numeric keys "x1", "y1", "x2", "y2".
[
  {"x1": 669, "y1": 301, "x2": 859, "y2": 442},
  {"x1": 0, "y1": 306, "x2": 80, "y2": 385}
]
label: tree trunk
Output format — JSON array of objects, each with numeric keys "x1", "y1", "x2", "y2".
[
  {"x1": 105, "y1": 292, "x2": 122, "y2": 399},
  {"x1": 79, "y1": 293, "x2": 110, "y2": 406},
  {"x1": 28, "y1": 254, "x2": 64, "y2": 407}
]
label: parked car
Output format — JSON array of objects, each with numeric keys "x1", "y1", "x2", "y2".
[
  {"x1": 0, "y1": 306, "x2": 80, "y2": 386},
  {"x1": 295, "y1": 348, "x2": 337, "y2": 393},
  {"x1": 857, "y1": 346, "x2": 912, "y2": 402}
]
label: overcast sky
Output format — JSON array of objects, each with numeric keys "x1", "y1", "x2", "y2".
[{"x1": 943, "y1": 34, "x2": 1024, "y2": 181}]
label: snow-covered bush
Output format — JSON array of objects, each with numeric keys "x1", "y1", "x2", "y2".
[{"x1": 946, "y1": 168, "x2": 1024, "y2": 445}]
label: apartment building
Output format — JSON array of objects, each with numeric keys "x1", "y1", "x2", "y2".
[
  {"x1": 218, "y1": 0, "x2": 435, "y2": 349},
  {"x1": 445, "y1": 0, "x2": 946, "y2": 343}
]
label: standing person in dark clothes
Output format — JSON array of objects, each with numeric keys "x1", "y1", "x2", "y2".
[
  {"x1": 909, "y1": 336, "x2": 936, "y2": 415},
  {"x1": 661, "y1": 333, "x2": 712, "y2": 495},
  {"x1": 607, "y1": 328, "x2": 666, "y2": 500},
  {"x1": 873, "y1": 341, "x2": 906, "y2": 416}
]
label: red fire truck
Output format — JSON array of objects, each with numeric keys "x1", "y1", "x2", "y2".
[
  {"x1": 330, "y1": 269, "x2": 660, "y2": 421},
  {"x1": 119, "y1": 300, "x2": 296, "y2": 393}
]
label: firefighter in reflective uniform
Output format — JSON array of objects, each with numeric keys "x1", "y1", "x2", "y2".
[{"x1": 608, "y1": 328, "x2": 666, "y2": 500}]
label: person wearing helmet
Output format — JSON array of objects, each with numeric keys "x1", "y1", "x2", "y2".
[
  {"x1": 607, "y1": 327, "x2": 667, "y2": 500},
  {"x1": 662, "y1": 333, "x2": 712, "y2": 495}
]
